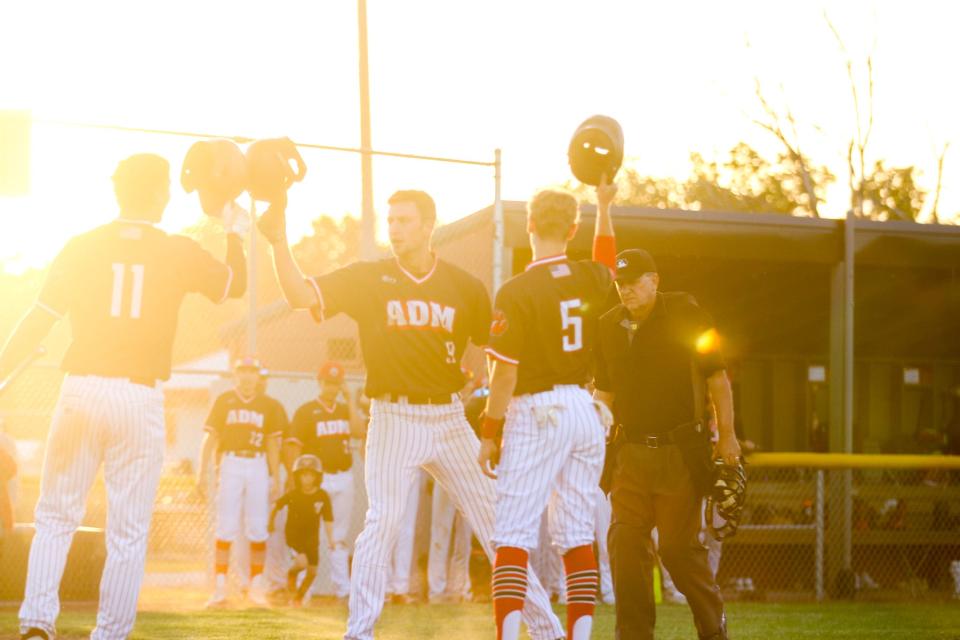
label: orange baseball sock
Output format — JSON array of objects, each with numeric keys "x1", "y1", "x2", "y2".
[
  {"x1": 492, "y1": 546, "x2": 528, "y2": 640},
  {"x1": 214, "y1": 539, "x2": 231, "y2": 575},
  {"x1": 563, "y1": 545, "x2": 598, "y2": 640},
  {"x1": 250, "y1": 541, "x2": 266, "y2": 578}
]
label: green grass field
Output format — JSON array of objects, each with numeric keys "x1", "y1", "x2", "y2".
[{"x1": 2, "y1": 600, "x2": 960, "y2": 640}]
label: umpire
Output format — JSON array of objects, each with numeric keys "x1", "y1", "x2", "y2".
[{"x1": 594, "y1": 249, "x2": 740, "y2": 640}]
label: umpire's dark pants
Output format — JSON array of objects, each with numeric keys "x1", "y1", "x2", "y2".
[{"x1": 608, "y1": 442, "x2": 725, "y2": 640}]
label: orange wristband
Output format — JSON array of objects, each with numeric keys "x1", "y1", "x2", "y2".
[{"x1": 481, "y1": 415, "x2": 505, "y2": 440}]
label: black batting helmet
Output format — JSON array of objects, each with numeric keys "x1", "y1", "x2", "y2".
[
  {"x1": 705, "y1": 458, "x2": 747, "y2": 541},
  {"x1": 180, "y1": 139, "x2": 248, "y2": 216},
  {"x1": 292, "y1": 454, "x2": 322, "y2": 476},
  {"x1": 567, "y1": 115, "x2": 624, "y2": 186},
  {"x1": 245, "y1": 137, "x2": 307, "y2": 202}
]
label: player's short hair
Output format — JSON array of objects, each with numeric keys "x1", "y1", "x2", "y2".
[
  {"x1": 112, "y1": 153, "x2": 169, "y2": 212},
  {"x1": 528, "y1": 189, "x2": 580, "y2": 241},
  {"x1": 388, "y1": 190, "x2": 437, "y2": 225}
]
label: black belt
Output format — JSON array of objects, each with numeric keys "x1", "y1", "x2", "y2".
[
  {"x1": 378, "y1": 392, "x2": 457, "y2": 405},
  {"x1": 628, "y1": 420, "x2": 705, "y2": 449},
  {"x1": 224, "y1": 450, "x2": 264, "y2": 458}
]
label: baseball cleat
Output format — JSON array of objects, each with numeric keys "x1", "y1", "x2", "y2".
[
  {"x1": 206, "y1": 574, "x2": 228, "y2": 608},
  {"x1": 248, "y1": 574, "x2": 269, "y2": 607}
]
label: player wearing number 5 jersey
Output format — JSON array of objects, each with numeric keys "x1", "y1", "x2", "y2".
[
  {"x1": 260, "y1": 189, "x2": 566, "y2": 640},
  {"x1": 198, "y1": 356, "x2": 287, "y2": 607},
  {"x1": 480, "y1": 179, "x2": 617, "y2": 640},
  {"x1": 0, "y1": 154, "x2": 247, "y2": 640}
]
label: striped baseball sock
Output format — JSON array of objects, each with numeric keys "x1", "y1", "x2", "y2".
[
  {"x1": 215, "y1": 540, "x2": 231, "y2": 575},
  {"x1": 563, "y1": 545, "x2": 599, "y2": 640},
  {"x1": 492, "y1": 546, "x2": 528, "y2": 640},
  {"x1": 250, "y1": 541, "x2": 267, "y2": 578}
]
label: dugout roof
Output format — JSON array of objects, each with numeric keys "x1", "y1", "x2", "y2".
[{"x1": 437, "y1": 203, "x2": 960, "y2": 360}]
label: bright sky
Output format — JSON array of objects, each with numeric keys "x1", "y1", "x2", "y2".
[{"x1": 1, "y1": 0, "x2": 958, "y2": 272}]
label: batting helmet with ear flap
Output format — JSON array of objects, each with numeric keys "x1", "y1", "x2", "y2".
[
  {"x1": 705, "y1": 458, "x2": 747, "y2": 541},
  {"x1": 180, "y1": 139, "x2": 248, "y2": 216},
  {"x1": 568, "y1": 115, "x2": 624, "y2": 186},
  {"x1": 245, "y1": 137, "x2": 307, "y2": 202},
  {"x1": 292, "y1": 454, "x2": 322, "y2": 475}
]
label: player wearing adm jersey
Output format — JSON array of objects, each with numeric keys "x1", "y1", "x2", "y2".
[
  {"x1": 198, "y1": 356, "x2": 287, "y2": 607},
  {"x1": 259, "y1": 189, "x2": 566, "y2": 640},
  {"x1": 285, "y1": 361, "x2": 364, "y2": 600},
  {"x1": 479, "y1": 178, "x2": 617, "y2": 640},
  {"x1": 0, "y1": 154, "x2": 247, "y2": 640}
]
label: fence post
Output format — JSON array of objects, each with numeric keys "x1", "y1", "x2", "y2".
[{"x1": 815, "y1": 468, "x2": 825, "y2": 601}]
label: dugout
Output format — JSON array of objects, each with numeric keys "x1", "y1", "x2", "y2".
[{"x1": 435, "y1": 203, "x2": 960, "y2": 456}]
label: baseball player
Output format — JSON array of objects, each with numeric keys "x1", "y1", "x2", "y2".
[
  {"x1": 268, "y1": 454, "x2": 334, "y2": 606},
  {"x1": 259, "y1": 189, "x2": 566, "y2": 640},
  {"x1": 197, "y1": 356, "x2": 286, "y2": 607},
  {"x1": 0, "y1": 154, "x2": 247, "y2": 640},
  {"x1": 285, "y1": 361, "x2": 364, "y2": 600},
  {"x1": 479, "y1": 179, "x2": 617, "y2": 640}
]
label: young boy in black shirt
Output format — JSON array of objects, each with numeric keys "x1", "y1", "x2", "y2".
[{"x1": 268, "y1": 454, "x2": 334, "y2": 605}]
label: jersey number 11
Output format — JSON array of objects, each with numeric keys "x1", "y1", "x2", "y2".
[{"x1": 111, "y1": 263, "x2": 145, "y2": 319}]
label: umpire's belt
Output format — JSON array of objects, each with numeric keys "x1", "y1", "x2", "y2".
[
  {"x1": 377, "y1": 392, "x2": 457, "y2": 405},
  {"x1": 224, "y1": 450, "x2": 264, "y2": 459},
  {"x1": 628, "y1": 420, "x2": 705, "y2": 448}
]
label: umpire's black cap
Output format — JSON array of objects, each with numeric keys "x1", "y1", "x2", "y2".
[{"x1": 614, "y1": 249, "x2": 658, "y2": 282}]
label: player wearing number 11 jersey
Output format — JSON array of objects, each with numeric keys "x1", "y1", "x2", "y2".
[
  {"x1": 0, "y1": 154, "x2": 247, "y2": 640},
  {"x1": 480, "y1": 180, "x2": 618, "y2": 640}
]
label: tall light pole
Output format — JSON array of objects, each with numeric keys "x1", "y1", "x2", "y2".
[{"x1": 358, "y1": 0, "x2": 376, "y2": 260}]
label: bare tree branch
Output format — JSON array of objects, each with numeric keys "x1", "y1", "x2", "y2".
[{"x1": 930, "y1": 143, "x2": 949, "y2": 224}]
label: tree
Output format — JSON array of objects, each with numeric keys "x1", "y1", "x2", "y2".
[
  {"x1": 685, "y1": 143, "x2": 834, "y2": 215},
  {"x1": 292, "y1": 214, "x2": 361, "y2": 276},
  {"x1": 860, "y1": 161, "x2": 926, "y2": 221}
]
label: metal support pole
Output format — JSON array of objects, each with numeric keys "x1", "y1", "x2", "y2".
[
  {"x1": 246, "y1": 197, "x2": 258, "y2": 356},
  {"x1": 492, "y1": 149, "x2": 504, "y2": 293},
  {"x1": 842, "y1": 209, "x2": 855, "y2": 571},
  {"x1": 815, "y1": 469, "x2": 825, "y2": 601},
  {"x1": 358, "y1": 0, "x2": 376, "y2": 260}
]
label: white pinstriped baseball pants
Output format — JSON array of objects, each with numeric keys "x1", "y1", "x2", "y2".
[
  {"x1": 345, "y1": 398, "x2": 564, "y2": 640},
  {"x1": 20, "y1": 375, "x2": 165, "y2": 640},
  {"x1": 493, "y1": 385, "x2": 605, "y2": 553}
]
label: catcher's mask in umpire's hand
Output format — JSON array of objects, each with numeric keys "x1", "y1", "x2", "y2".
[
  {"x1": 245, "y1": 137, "x2": 307, "y2": 202},
  {"x1": 180, "y1": 139, "x2": 248, "y2": 216},
  {"x1": 705, "y1": 458, "x2": 747, "y2": 541},
  {"x1": 568, "y1": 115, "x2": 624, "y2": 186}
]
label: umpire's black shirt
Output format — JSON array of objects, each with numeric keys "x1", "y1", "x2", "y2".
[{"x1": 594, "y1": 292, "x2": 725, "y2": 440}]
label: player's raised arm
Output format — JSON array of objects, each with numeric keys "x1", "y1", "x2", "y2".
[
  {"x1": 259, "y1": 196, "x2": 319, "y2": 310},
  {"x1": 592, "y1": 174, "x2": 618, "y2": 274}
]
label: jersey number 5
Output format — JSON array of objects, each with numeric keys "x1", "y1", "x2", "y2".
[
  {"x1": 111, "y1": 263, "x2": 145, "y2": 319},
  {"x1": 560, "y1": 298, "x2": 583, "y2": 352}
]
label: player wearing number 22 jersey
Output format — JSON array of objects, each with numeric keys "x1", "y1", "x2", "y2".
[
  {"x1": 481, "y1": 185, "x2": 617, "y2": 640},
  {"x1": 263, "y1": 189, "x2": 566, "y2": 640},
  {"x1": 202, "y1": 357, "x2": 287, "y2": 607}
]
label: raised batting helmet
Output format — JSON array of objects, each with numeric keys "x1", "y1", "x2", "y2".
[
  {"x1": 180, "y1": 139, "x2": 248, "y2": 216},
  {"x1": 292, "y1": 454, "x2": 322, "y2": 475},
  {"x1": 705, "y1": 458, "x2": 747, "y2": 541},
  {"x1": 245, "y1": 137, "x2": 306, "y2": 202},
  {"x1": 568, "y1": 115, "x2": 624, "y2": 186}
]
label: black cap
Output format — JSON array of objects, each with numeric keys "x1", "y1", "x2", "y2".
[{"x1": 615, "y1": 249, "x2": 658, "y2": 281}]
